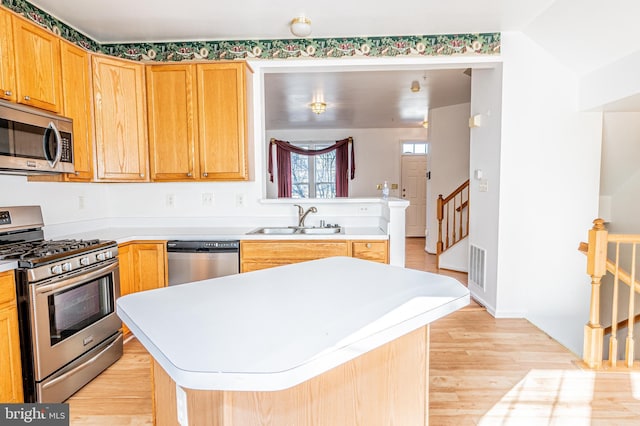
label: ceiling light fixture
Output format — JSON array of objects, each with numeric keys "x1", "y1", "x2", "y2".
[
  {"x1": 310, "y1": 101, "x2": 326, "y2": 114},
  {"x1": 410, "y1": 80, "x2": 420, "y2": 92},
  {"x1": 290, "y1": 16, "x2": 312, "y2": 37}
]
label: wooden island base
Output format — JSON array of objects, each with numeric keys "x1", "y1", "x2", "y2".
[{"x1": 153, "y1": 325, "x2": 430, "y2": 426}]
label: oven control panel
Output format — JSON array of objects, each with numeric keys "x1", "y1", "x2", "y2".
[{"x1": 27, "y1": 246, "x2": 119, "y2": 283}]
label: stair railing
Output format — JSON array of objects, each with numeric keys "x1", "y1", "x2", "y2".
[
  {"x1": 580, "y1": 218, "x2": 640, "y2": 369},
  {"x1": 436, "y1": 179, "x2": 469, "y2": 268}
]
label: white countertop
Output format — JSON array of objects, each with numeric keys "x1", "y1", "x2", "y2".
[
  {"x1": 58, "y1": 226, "x2": 387, "y2": 244},
  {"x1": 117, "y1": 256, "x2": 469, "y2": 392},
  {"x1": 0, "y1": 260, "x2": 17, "y2": 273}
]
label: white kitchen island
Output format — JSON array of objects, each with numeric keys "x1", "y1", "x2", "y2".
[{"x1": 116, "y1": 256, "x2": 469, "y2": 426}]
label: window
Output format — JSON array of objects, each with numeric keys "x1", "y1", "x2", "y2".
[
  {"x1": 402, "y1": 142, "x2": 428, "y2": 154},
  {"x1": 291, "y1": 143, "x2": 336, "y2": 198}
]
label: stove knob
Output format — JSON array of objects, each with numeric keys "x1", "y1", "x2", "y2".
[
  {"x1": 62, "y1": 262, "x2": 73, "y2": 272},
  {"x1": 80, "y1": 257, "x2": 90, "y2": 266},
  {"x1": 96, "y1": 253, "x2": 106, "y2": 261},
  {"x1": 105, "y1": 251, "x2": 113, "y2": 259},
  {"x1": 51, "y1": 265, "x2": 63, "y2": 275}
]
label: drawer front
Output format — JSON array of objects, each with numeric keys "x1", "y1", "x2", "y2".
[
  {"x1": 0, "y1": 271, "x2": 16, "y2": 307},
  {"x1": 351, "y1": 241, "x2": 388, "y2": 263}
]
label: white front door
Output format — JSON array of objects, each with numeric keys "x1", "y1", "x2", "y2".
[{"x1": 401, "y1": 155, "x2": 427, "y2": 237}]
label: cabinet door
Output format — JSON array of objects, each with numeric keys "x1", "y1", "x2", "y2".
[
  {"x1": 240, "y1": 240, "x2": 348, "y2": 272},
  {"x1": 60, "y1": 41, "x2": 94, "y2": 181},
  {"x1": 197, "y1": 63, "x2": 249, "y2": 180},
  {"x1": 93, "y1": 55, "x2": 149, "y2": 181},
  {"x1": 131, "y1": 243, "x2": 167, "y2": 292},
  {"x1": 0, "y1": 9, "x2": 16, "y2": 102},
  {"x1": 0, "y1": 272, "x2": 23, "y2": 403},
  {"x1": 146, "y1": 65, "x2": 199, "y2": 181},
  {"x1": 12, "y1": 16, "x2": 62, "y2": 112}
]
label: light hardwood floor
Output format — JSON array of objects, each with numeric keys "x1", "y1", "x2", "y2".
[{"x1": 67, "y1": 238, "x2": 640, "y2": 425}]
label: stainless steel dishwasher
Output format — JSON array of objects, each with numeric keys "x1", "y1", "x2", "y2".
[{"x1": 166, "y1": 240, "x2": 240, "y2": 286}]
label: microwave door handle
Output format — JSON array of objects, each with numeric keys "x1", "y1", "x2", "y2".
[{"x1": 43, "y1": 121, "x2": 62, "y2": 168}]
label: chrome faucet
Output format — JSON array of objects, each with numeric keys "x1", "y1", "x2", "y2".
[{"x1": 294, "y1": 204, "x2": 317, "y2": 227}]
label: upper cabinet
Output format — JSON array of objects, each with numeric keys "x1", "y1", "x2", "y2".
[
  {"x1": 92, "y1": 55, "x2": 149, "y2": 182},
  {"x1": 0, "y1": 9, "x2": 16, "y2": 102},
  {"x1": 146, "y1": 64, "x2": 199, "y2": 181},
  {"x1": 197, "y1": 63, "x2": 251, "y2": 180},
  {"x1": 146, "y1": 62, "x2": 251, "y2": 182},
  {"x1": 12, "y1": 15, "x2": 62, "y2": 113},
  {"x1": 60, "y1": 41, "x2": 94, "y2": 181}
]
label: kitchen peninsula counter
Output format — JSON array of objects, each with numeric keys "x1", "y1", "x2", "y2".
[{"x1": 117, "y1": 256, "x2": 469, "y2": 425}]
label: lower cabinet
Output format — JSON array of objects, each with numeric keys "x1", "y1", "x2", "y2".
[
  {"x1": 0, "y1": 271, "x2": 23, "y2": 403},
  {"x1": 118, "y1": 241, "x2": 168, "y2": 333},
  {"x1": 240, "y1": 239, "x2": 388, "y2": 273}
]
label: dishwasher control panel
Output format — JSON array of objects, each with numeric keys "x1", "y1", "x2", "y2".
[{"x1": 167, "y1": 240, "x2": 240, "y2": 252}]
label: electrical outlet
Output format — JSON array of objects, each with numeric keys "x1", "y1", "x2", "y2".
[
  {"x1": 479, "y1": 179, "x2": 489, "y2": 192},
  {"x1": 236, "y1": 193, "x2": 246, "y2": 207},
  {"x1": 166, "y1": 193, "x2": 176, "y2": 208},
  {"x1": 176, "y1": 384, "x2": 189, "y2": 426},
  {"x1": 78, "y1": 195, "x2": 85, "y2": 210},
  {"x1": 202, "y1": 192, "x2": 214, "y2": 207}
]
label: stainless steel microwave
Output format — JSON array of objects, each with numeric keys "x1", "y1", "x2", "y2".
[{"x1": 0, "y1": 100, "x2": 74, "y2": 175}]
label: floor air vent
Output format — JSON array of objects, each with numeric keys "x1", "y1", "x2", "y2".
[{"x1": 469, "y1": 244, "x2": 486, "y2": 290}]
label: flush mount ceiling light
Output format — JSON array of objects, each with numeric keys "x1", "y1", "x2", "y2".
[
  {"x1": 310, "y1": 101, "x2": 326, "y2": 114},
  {"x1": 290, "y1": 16, "x2": 312, "y2": 37},
  {"x1": 410, "y1": 80, "x2": 420, "y2": 92}
]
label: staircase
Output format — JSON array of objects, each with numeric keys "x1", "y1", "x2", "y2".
[
  {"x1": 580, "y1": 219, "x2": 640, "y2": 369},
  {"x1": 436, "y1": 179, "x2": 469, "y2": 269}
]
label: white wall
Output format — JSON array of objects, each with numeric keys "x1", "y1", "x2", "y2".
[
  {"x1": 264, "y1": 128, "x2": 428, "y2": 199},
  {"x1": 468, "y1": 66, "x2": 503, "y2": 312},
  {"x1": 497, "y1": 31, "x2": 603, "y2": 356},
  {"x1": 425, "y1": 102, "x2": 470, "y2": 254}
]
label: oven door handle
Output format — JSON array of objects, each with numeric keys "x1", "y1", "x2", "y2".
[
  {"x1": 40, "y1": 333, "x2": 123, "y2": 391},
  {"x1": 35, "y1": 261, "x2": 118, "y2": 295}
]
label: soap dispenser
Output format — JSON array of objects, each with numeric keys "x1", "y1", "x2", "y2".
[{"x1": 382, "y1": 181, "x2": 390, "y2": 199}]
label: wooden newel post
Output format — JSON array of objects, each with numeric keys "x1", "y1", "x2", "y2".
[
  {"x1": 436, "y1": 195, "x2": 444, "y2": 267},
  {"x1": 583, "y1": 218, "x2": 608, "y2": 368}
]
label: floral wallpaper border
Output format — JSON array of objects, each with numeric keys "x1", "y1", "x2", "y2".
[{"x1": 2, "y1": 0, "x2": 500, "y2": 62}]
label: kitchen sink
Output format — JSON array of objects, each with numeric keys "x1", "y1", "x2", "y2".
[
  {"x1": 298, "y1": 227, "x2": 342, "y2": 234},
  {"x1": 247, "y1": 226, "x2": 342, "y2": 235},
  {"x1": 248, "y1": 227, "x2": 299, "y2": 234}
]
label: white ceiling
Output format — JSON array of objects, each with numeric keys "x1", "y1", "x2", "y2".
[{"x1": 23, "y1": 0, "x2": 640, "y2": 129}]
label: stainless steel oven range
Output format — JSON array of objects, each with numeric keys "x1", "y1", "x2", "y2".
[{"x1": 0, "y1": 206, "x2": 122, "y2": 403}]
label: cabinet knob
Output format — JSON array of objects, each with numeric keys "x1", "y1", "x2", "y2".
[
  {"x1": 187, "y1": 172, "x2": 192, "y2": 177},
  {"x1": 366, "y1": 243, "x2": 372, "y2": 249},
  {"x1": 140, "y1": 173, "x2": 144, "y2": 177},
  {"x1": 24, "y1": 95, "x2": 31, "y2": 101},
  {"x1": 4, "y1": 90, "x2": 11, "y2": 96},
  {"x1": 203, "y1": 172, "x2": 208, "y2": 177}
]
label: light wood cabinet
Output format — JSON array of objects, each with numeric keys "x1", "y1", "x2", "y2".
[
  {"x1": 118, "y1": 241, "x2": 167, "y2": 334},
  {"x1": 351, "y1": 240, "x2": 388, "y2": 263},
  {"x1": 146, "y1": 64, "x2": 199, "y2": 181},
  {"x1": 12, "y1": 15, "x2": 62, "y2": 112},
  {"x1": 197, "y1": 63, "x2": 250, "y2": 180},
  {"x1": 146, "y1": 62, "x2": 251, "y2": 181},
  {"x1": 0, "y1": 8, "x2": 16, "y2": 102},
  {"x1": 59, "y1": 41, "x2": 94, "y2": 181},
  {"x1": 240, "y1": 240, "x2": 349, "y2": 273},
  {"x1": 0, "y1": 271, "x2": 23, "y2": 403},
  {"x1": 240, "y1": 239, "x2": 389, "y2": 272},
  {"x1": 93, "y1": 55, "x2": 149, "y2": 182}
]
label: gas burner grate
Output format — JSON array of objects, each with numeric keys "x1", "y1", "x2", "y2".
[{"x1": 0, "y1": 239, "x2": 103, "y2": 261}]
